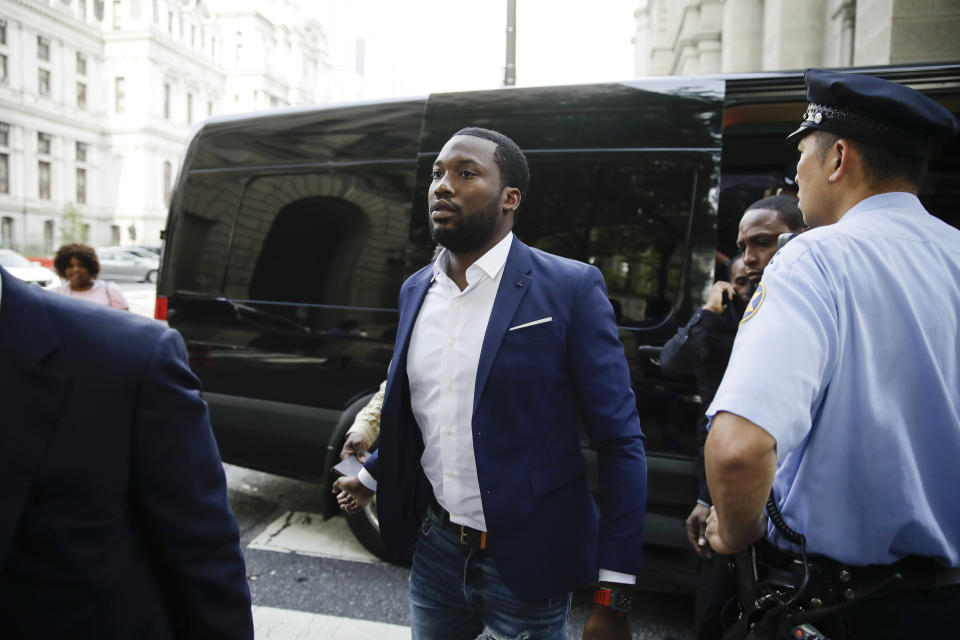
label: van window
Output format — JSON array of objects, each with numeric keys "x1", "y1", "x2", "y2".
[
  {"x1": 167, "y1": 174, "x2": 244, "y2": 294},
  {"x1": 223, "y1": 169, "x2": 415, "y2": 310},
  {"x1": 406, "y1": 152, "x2": 718, "y2": 325}
]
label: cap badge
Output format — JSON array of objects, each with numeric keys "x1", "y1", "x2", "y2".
[{"x1": 814, "y1": 112, "x2": 823, "y2": 124}]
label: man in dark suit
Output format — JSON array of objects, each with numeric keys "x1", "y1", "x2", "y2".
[
  {"x1": 0, "y1": 268, "x2": 253, "y2": 638},
  {"x1": 334, "y1": 128, "x2": 647, "y2": 639}
]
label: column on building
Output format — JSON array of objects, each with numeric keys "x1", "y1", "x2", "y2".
[
  {"x1": 762, "y1": 0, "x2": 827, "y2": 71},
  {"x1": 721, "y1": 0, "x2": 764, "y2": 72},
  {"x1": 855, "y1": 0, "x2": 960, "y2": 66}
]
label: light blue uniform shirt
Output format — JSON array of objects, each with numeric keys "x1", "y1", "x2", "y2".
[{"x1": 707, "y1": 192, "x2": 960, "y2": 567}]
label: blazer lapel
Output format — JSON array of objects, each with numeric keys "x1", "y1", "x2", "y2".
[
  {"x1": 473, "y1": 239, "x2": 533, "y2": 413},
  {"x1": 0, "y1": 270, "x2": 67, "y2": 568},
  {"x1": 382, "y1": 267, "x2": 433, "y2": 417}
]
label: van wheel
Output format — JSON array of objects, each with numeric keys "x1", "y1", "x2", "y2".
[{"x1": 145, "y1": 270, "x2": 157, "y2": 283}]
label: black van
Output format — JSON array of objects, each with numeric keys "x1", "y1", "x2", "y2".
[{"x1": 156, "y1": 64, "x2": 960, "y2": 592}]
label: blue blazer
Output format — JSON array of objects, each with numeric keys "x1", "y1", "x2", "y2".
[
  {"x1": 0, "y1": 269, "x2": 253, "y2": 639},
  {"x1": 366, "y1": 238, "x2": 647, "y2": 601}
]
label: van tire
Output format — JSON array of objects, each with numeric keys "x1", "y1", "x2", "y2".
[{"x1": 145, "y1": 270, "x2": 157, "y2": 284}]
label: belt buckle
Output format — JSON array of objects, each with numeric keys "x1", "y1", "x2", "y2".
[{"x1": 459, "y1": 526, "x2": 468, "y2": 546}]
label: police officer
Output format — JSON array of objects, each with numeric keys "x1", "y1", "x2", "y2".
[{"x1": 703, "y1": 69, "x2": 960, "y2": 638}]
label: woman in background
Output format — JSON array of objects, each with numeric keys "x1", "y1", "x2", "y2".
[{"x1": 52, "y1": 243, "x2": 129, "y2": 311}]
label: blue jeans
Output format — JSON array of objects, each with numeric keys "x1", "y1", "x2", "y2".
[{"x1": 409, "y1": 508, "x2": 572, "y2": 640}]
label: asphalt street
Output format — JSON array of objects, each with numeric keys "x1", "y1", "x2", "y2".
[{"x1": 118, "y1": 282, "x2": 698, "y2": 639}]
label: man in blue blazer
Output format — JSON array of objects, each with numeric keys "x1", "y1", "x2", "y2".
[
  {"x1": 0, "y1": 268, "x2": 253, "y2": 638},
  {"x1": 335, "y1": 128, "x2": 647, "y2": 639}
]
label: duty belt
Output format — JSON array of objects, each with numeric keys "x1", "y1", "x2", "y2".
[{"x1": 757, "y1": 541, "x2": 960, "y2": 609}]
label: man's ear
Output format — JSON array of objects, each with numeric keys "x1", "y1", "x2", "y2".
[
  {"x1": 502, "y1": 187, "x2": 522, "y2": 213},
  {"x1": 828, "y1": 138, "x2": 853, "y2": 184}
]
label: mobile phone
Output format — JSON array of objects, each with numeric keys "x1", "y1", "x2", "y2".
[{"x1": 721, "y1": 289, "x2": 730, "y2": 308}]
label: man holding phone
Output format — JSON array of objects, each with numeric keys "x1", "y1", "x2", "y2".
[{"x1": 660, "y1": 195, "x2": 803, "y2": 639}]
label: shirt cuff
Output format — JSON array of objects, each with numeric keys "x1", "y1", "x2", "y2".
[
  {"x1": 357, "y1": 467, "x2": 377, "y2": 491},
  {"x1": 598, "y1": 569, "x2": 636, "y2": 585},
  {"x1": 697, "y1": 499, "x2": 712, "y2": 508}
]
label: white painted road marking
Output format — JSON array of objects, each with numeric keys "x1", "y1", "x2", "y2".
[
  {"x1": 253, "y1": 605, "x2": 409, "y2": 639},
  {"x1": 248, "y1": 511, "x2": 384, "y2": 564}
]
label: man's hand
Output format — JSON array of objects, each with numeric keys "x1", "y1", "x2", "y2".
[
  {"x1": 703, "y1": 281, "x2": 736, "y2": 314},
  {"x1": 705, "y1": 506, "x2": 766, "y2": 555},
  {"x1": 331, "y1": 475, "x2": 374, "y2": 514},
  {"x1": 685, "y1": 503, "x2": 713, "y2": 558},
  {"x1": 339, "y1": 432, "x2": 370, "y2": 463},
  {"x1": 582, "y1": 604, "x2": 631, "y2": 640}
]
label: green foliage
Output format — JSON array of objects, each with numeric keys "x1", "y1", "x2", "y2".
[{"x1": 60, "y1": 203, "x2": 88, "y2": 244}]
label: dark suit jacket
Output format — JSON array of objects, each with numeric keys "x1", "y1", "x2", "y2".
[
  {"x1": 0, "y1": 269, "x2": 252, "y2": 639},
  {"x1": 366, "y1": 238, "x2": 647, "y2": 601}
]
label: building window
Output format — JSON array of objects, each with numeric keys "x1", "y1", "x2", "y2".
[
  {"x1": 207, "y1": 100, "x2": 213, "y2": 116},
  {"x1": 38, "y1": 161, "x2": 51, "y2": 199},
  {"x1": 37, "y1": 36, "x2": 50, "y2": 62},
  {"x1": 163, "y1": 82, "x2": 170, "y2": 119},
  {"x1": 0, "y1": 19, "x2": 6, "y2": 45},
  {"x1": 167, "y1": 11, "x2": 172, "y2": 35},
  {"x1": 1, "y1": 217, "x2": 13, "y2": 248},
  {"x1": 211, "y1": 36, "x2": 216, "y2": 57},
  {"x1": 111, "y1": 225, "x2": 121, "y2": 244},
  {"x1": 191, "y1": 25, "x2": 196, "y2": 46},
  {"x1": 113, "y1": 0, "x2": 122, "y2": 29},
  {"x1": 0, "y1": 54, "x2": 7, "y2": 85},
  {"x1": 76, "y1": 141, "x2": 87, "y2": 162},
  {"x1": 39, "y1": 69, "x2": 51, "y2": 96},
  {"x1": 152, "y1": 0, "x2": 158, "y2": 23},
  {"x1": 186, "y1": 92, "x2": 193, "y2": 124},
  {"x1": 78, "y1": 0, "x2": 86, "y2": 20},
  {"x1": 76, "y1": 52, "x2": 87, "y2": 75},
  {"x1": 0, "y1": 123, "x2": 7, "y2": 147},
  {"x1": 0, "y1": 154, "x2": 8, "y2": 194},
  {"x1": 76, "y1": 167, "x2": 86, "y2": 204},
  {"x1": 77, "y1": 82, "x2": 87, "y2": 109},
  {"x1": 44, "y1": 220, "x2": 55, "y2": 251},
  {"x1": 163, "y1": 160, "x2": 172, "y2": 206},
  {"x1": 37, "y1": 132, "x2": 52, "y2": 155},
  {"x1": 115, "y1": 76, "x2": 125, "y2": 113}
]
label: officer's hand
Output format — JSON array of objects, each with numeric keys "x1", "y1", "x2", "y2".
[
  {"x1": 332, "y1": 475, "x2": 373, "y2": 513},
  {"x1": 705, "y1": 506, "x2": 766, "y2": 555},
  {"x1": 340, "y1": 431, "x2": 370, "y2": 463},
  {"x1": 686, "y1": 503, "x2": 713, "y2": 559},
  {"x1": 703, "y1": 281, "x2": 736, "y2": 314},
  {"x1": 582, "y1": 604, "x2": 631, "y2": 640}
]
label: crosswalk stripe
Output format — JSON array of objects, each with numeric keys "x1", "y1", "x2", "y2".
[
  {"x1": 253, "y1": 605, "x2": 409, "y2": 639},
  {"x1": 248, "y1": 510, "x2": 384, "y2": 565}
]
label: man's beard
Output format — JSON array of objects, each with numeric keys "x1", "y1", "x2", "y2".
[{"x1": 428, "y1": 195, "x2": 501, "y2": 254}]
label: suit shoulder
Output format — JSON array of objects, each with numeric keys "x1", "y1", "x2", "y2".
[
  {"x1": 525, "y1": 246, "x2": 596, "y2": 280},
  {"x1": 41, "y1": 288, "x2": 169, "y2": 358}
]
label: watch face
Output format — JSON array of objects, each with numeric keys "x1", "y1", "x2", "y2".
[{"x1": 611, "y1": 591, "x2": 632, "y2": 614}]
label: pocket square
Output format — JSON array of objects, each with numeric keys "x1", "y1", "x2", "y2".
[{"x1": 509, "y1": 317, "x2": 553, "y2": 331}]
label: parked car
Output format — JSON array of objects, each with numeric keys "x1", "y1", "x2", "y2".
[
  {"x1": 156, "y1": 64, "x2": 960, "y2": 592},
  {"x1": 95, "y1": 246, "x2": 160, "y2": 283},
  {"x1": 0, "y1": 249, "x2": 59, "y2": 287}
]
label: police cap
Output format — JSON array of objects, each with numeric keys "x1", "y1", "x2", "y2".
[{"x1": 786, "y1": 69, "x2": 959, "y2": 159}]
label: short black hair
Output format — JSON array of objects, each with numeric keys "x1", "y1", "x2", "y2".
[
  {"x1": 746, "y1": 195, "x2": 805, "y2": 231},
  {"x1": 810, "y1": 130, "x2": 928, "y2": 190},
  {"x1": 453, "y1": 127, "x2": 530, "y2": 201},
  {"x1": 54, "y1": 243, "x2": 100, "y2": 278}
]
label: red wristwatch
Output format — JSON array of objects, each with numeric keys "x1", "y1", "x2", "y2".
[{"x1": 593, "y1": 587, "x2": 633, "y2": 616}]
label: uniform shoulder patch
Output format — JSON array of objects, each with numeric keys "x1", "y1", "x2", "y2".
[{"x1": 739, "y1": 282, "x2": 766, "y2": 326}]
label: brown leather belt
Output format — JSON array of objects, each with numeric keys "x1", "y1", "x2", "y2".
[{"x1": 430, "y1": 503, "x2": 488, "y2": 550}]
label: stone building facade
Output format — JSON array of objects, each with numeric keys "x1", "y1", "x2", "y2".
[
  {"x1": 0, "y1": 0, "x2": 359, "y2": 255},
  {"x1": 633, "y1": 0, "x2": 960, "y2": 77}
]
